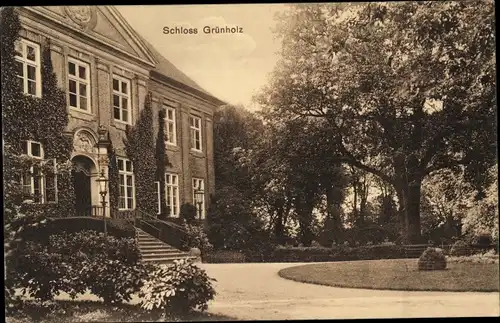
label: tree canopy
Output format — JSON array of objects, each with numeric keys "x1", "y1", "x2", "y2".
[{"x1": 257, "y1": 1, "x2": 496, "y2": 243}]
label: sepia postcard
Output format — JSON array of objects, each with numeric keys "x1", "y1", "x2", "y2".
[{"x1": 2, "y1": 2, "x2": 498, "y2": 322}]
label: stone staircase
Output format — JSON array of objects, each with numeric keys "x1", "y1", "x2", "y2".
[{"x1": 137, "y1": 228, "x2": 198, "y2": 264}]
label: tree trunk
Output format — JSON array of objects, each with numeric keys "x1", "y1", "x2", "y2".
[
  {"x1": 394, "y1": 164, "x2": 423, "y2": 245},
  {"x1": 295, "y1": 195, "x2": 314, "y2": 247},
  {"x1": 325, "y1": 185, "x2": 343, "y2": 244},
  {"x1": 404, "y1": 180, "x2": 422, "y2": 244},
  {"x1": 352, "y1": 178, "x2": 358, "y2": 223},
  {"x1": 394, "y1": 184, "x2": 408, "y2": 242},
  {"x1": 273, "y1": 205, "x2": 285, "y2": 245},
  {"x1": 359, "y1": 176, "x2": 368, "y2": 226}
]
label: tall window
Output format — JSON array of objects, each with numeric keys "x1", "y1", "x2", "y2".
[
  {"x1": 21, "y1": 141, "x2": 57, "y2": 203},
  {"x1": 166, "y1": 173, "x2": 179, "y2": 217},
  {"x1": 165, "y1": 106, "x2": 176, "y2": 145},
  {"x1": 118, "y1": 158, "x2": 135, "y2": 210},
  {"x1": 192, "y1": 178, "x2": 205, "y2": 219},
  {"x1": 190, "y1": 115, "x2": 202, "y2": 152},
  {"x1": 68, "y1": 58, "x2": 91, "y2": 112},
  {"x1": 15, "y1": 39, "x2": 41, "y2": 97},
  {"x1": 113, "y1": 76, "x2": 131, "y2": 123}
]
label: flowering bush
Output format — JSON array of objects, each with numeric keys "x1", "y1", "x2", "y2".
[
  {"x1": 418, "y1": 247, "x2": 447, "y2": 271},
  {"x1": 139, "y1": 259, "x2": 216, "y2": 315}
]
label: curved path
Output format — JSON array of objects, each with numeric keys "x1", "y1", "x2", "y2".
[{"x1": 198, "y1": 262, "x2": 500, "y2": 320}]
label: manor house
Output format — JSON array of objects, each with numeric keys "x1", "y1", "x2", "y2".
[{"x1": 15, "y1": 6, "x2": 223, "y2": 219}]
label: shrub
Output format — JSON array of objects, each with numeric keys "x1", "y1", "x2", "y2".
[
  {"x1": 139, "y1": 260, "x2": 216, "y2": 315},
  {"x1": 450, "y1": 240, "x2": 471, "y2": 256},
  {"x1": 83, "y1": 253, "x2": 149, "y2": 304},
  {"x1": 472, "y1": 232, "x2": 493, "y2": 246},
  {"x1": 43, "y1": 217, "x2": 135, "y2": 239},
  {"x1": 180, "y1": 203, "x2": 198, "y2": 224},
  {"x1": 244, "y1": 238, "x2": 277, "y2": 263},
  {"x1": 418, "y1": 247, "x2": 447, "y2": 271},
  {"x1": 107, "y1": 218, "x2": 136, "y2": 238},
  {"x1": 207, "y1": 187, "x2": 268, "y2": 251},
  {"x1": 6, "y1": 230, "x2": 146, "y2": 304},
  {"x1": 181, "y1": 222, "x2": 213, "y2": 254},
  {"x1": 203, "y1": 250, "x2": 246, "y2": 263}
]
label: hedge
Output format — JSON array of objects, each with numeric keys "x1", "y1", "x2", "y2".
[
  {"x1": 200, "y1": 245, "x2": 409, "y2": 264},
  {"x1": 270, "y1": 245, "x2": 407, "y2": 262},
  {"x1": 202, "y1": 250, "x2": 247, "y2": 263}
]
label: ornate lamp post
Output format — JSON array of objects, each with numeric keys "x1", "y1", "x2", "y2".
[
  {"x1": 95, "y1": 125, "x2": 110, "y2": 235},
  {"x1": 96, "y1": 169, "x2": 108, "y2": 236},
  {"x1": 194, "y1": 189, "x2": 204, "y2": 220}
]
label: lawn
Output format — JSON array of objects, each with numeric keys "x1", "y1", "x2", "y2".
[
  {"x1": 278, "y1": 258, "x2": 499, "y2": 292},
  {"x1": 5, "y1": 300, "x2": 236, "y2": 323}
]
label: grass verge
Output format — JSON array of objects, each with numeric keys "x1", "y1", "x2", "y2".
[{"x1": 278, "y1": 258, "x2": 499, "y2": 292}]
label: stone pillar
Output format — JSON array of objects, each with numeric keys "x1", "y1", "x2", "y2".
[{"x1": 96, "y1": 59, "x2": 110, "y2": 126}]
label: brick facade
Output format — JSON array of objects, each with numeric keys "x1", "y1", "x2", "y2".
[{"x1": 16, "y1": 6, "x2": 223, "y2": 218}]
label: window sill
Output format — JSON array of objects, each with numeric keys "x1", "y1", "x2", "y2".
[
  {"x1": 114, "y1": 119, "x2": 132, "y2": 126},
  {"x1": 24, "y1": 92, "x2": 42, "y2": 99},
  {"x1": 113, "y1": 119, "x2": 131, "y2": 131},
  {"x1": 166, "y1": 144, "x2": 180, "y2": 153},
  {"x1": 190, "y1": 149, "x2": 205, "y2": 158},
  {"x1": 69, "y1": 107, "x2": 95, "y2": 121}
]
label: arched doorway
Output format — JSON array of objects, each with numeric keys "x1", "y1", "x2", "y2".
[{"x1": 72, "y1": 155, "x2": 97, "y2": 217}]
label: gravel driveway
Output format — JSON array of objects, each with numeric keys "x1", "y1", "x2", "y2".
[{"x1": 198, "y1": 262, "x2": 500, "y2": 320}]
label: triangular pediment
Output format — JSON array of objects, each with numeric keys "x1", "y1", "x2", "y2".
[{"x1": 25, "y1": 6, "x2": 157, "y2": 67}]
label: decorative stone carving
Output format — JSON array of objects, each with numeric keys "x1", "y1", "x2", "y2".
[
  {"x1": 74, "y1": 131, "x2": 96, "y2": 154},
  {"x1": 72, "y1": 163, "x2": 92, "y2": 176},
  {"x1": 98, "y1": 154, "x2": 109, "y2": 167},
  {"x1": 64, "y1": 6, "x2": 97, "y2": 30}
]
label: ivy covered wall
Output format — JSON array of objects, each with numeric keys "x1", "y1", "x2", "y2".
[
  {"x1": 155, "y1": 108, "x2": 169, "y2": 218},
  {"x1": 124, "y1": 92, "x2": 157, "y2": 215},
  {"x1": 2, "y1": 8, "x2": 75, "y2": 219}
]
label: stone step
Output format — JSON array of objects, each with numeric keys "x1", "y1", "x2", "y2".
[
  {"x1": 138, "y1": 236, "x2": 161, "y2": 241},
  {"x1": 139, "y1": 245, "x2": 177, "y2": 251},
  {"x1": 142, "y1": 251, "x2": 190, "y2": 259},
  {"x1": 142, "y1": 256, "x2": 198, "y2": 264},
  {"x1": 139, "y1": 240, "x2": 171, "y2": 247},
  {"x1": 135, "y1": 228, "x2": 192, "y2": 264}
]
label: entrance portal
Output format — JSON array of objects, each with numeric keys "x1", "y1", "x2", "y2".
[{"x1": 72, "y1": 155, "x2": 97, "y2": 217}]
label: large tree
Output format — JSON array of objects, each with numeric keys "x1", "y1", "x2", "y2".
[
  {"x1": 213, "y1": 104, "x2": 265, "y2": 196},
  {"x1": 258, "y1": 1, "x2": 496, "y2": 243}
]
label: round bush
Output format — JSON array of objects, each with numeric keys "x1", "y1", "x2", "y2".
[
  {"x1": 139, "y1": 260, "x2": 216, "y2": 314},
  {"x1": 418, "y1": 247, "x2": 447, "y2": 271},
  {"x1": 450, "y1": 240, "x2": 470, "y2": 256}
]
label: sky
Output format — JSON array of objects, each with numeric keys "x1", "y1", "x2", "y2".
[{"x1": 117, "y1": 4, "x2": 288, "y2": 111}]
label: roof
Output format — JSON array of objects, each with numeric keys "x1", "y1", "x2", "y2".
[{"x1": 137, "y1": 35, "x2": 225, "y2": 106}]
